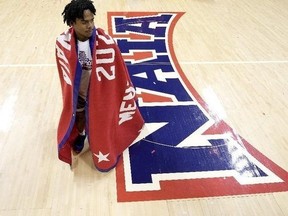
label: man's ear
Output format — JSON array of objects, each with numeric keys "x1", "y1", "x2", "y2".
[{"x1": 69, "y1": 21, "x2": 75, "y2": 27}]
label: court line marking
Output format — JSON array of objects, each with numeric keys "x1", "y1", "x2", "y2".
[
  {"x1": 0, "y1": 64, "x2": 56, "y2": 68},
  {"x1": 0, "y1": 60, "x2": 288, "y2": 68},
  {"x1": 180, "y1": 60, "x2": 288, "y2": 65}
]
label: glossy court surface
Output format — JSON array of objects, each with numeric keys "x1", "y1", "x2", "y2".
[{"x1": 0, "y1": 0, "x2": 288, "y2": 215}]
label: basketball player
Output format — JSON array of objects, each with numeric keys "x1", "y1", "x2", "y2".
[
  {"x1": 61, "y1": 0, "x2": 96, "y2": 154},
  {"x1": 56, "y1": 0, "x2": 144, "y2": 170}
]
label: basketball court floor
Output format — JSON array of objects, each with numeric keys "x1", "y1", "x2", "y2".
[{"x1": 0, "y1": 0, "x2": 288, "y2": 215}]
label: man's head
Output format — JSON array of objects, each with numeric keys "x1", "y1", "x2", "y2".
[{"x1": 62, "y1": 0, "x2": 96, "y2": 41}]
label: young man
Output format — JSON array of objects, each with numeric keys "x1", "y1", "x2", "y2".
[
  {"x1": 55, "y1": 0, "x2": 144, "y2": 171},
  {"x1": 61, "y1": 0, "x2": 96, "y2": 154}
]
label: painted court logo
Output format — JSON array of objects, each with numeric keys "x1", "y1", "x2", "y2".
[{"x1": 107, "y1": 12, "x2": 288, "y2": 202}]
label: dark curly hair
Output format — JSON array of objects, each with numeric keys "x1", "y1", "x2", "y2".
[{"x1": 62, "y1": 0, "x2": 96, "y2": 26}]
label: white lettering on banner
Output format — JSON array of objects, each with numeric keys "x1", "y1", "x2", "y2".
[
  {"x1": 98, "y1": 34, "x2": 115, "y2": 45},
  {"x1": 119, "y1": 84, "x2": 137, "y2": 125},
  {"x1": 55, "y1": 43, "x2": 72, "y2": 85},
  {"x1": 123, "y1": 86, "x2": 136, "y2": 100},
  {"x1": 95, "y1": 31, "x2": 137, "y2": 124},
  {"x1": 96, "y1": 48, "x2": 115, "y2": 64},
  {"x1": 96, "y1": 65, "x2": 115, "y2": 81},
  {"x1": 57, "y1": 31, "x2": 72, "y2": 50},
  {"x1": 95, "y1": 34, "x2": 116, "y2": 81},
  {"x1": 55, "y1": 44, "x2": 68, "y2": 64},
  {"x1": 119, "y1": 111, "x2": 136, "y2": 125}
]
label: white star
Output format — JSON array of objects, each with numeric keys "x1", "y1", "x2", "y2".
[{"x1": 93, "y1": 151, "x2": 110, "y2": 163}]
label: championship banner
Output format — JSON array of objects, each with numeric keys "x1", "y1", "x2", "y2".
[{"x1": 107, "y1": 12, "x2": 288, "y2": 202}]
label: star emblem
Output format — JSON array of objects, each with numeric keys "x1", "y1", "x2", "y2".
[{"x1": 93, "y1": 151, "x2": 110, "y2": 163}]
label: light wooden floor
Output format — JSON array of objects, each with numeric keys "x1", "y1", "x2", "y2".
[{"x1": 1, "y1": 0, "x2": 288, "y2": 215}]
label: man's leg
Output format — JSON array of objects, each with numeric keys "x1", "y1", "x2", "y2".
[{"x1": 73, "y1": 96, "x2": 86, "y2": 153}]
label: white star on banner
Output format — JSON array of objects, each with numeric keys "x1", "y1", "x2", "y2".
[{"x1": 93, "y1": 151, "x2": 110, "y2": 163}]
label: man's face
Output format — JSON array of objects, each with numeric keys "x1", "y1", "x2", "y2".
[{"x1": 71, "y1": 9, "x2": 95, "y2": 41}]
